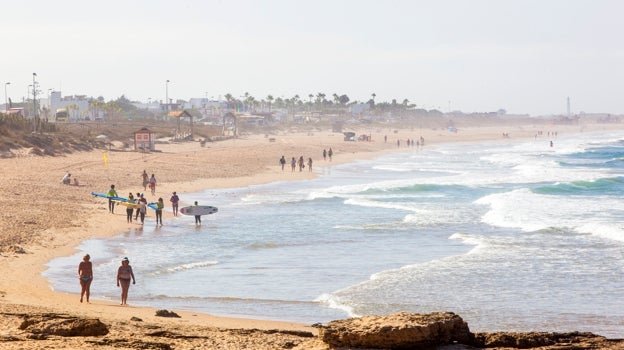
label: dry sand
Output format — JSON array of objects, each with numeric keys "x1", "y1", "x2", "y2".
[{"x1": 0, "y1": 121, "x2": 616, "y2": 349}]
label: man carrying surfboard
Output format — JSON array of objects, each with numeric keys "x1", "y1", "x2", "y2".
[
  {"x1": 126, "y1": 193, "x2": 135, "y2": 223},
  {"x1": 107, "y1": 184, "x2": 118, "y2": 214},
  {"x1": 155, "y1": 198, "x2": 164, "y2": 226},
  {"x1": 193, "y1": 201, "x2": 201, "y2": 225}
]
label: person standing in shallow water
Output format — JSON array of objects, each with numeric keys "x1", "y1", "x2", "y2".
[
  {"x1": 116, "y1": 257, "x2": 135, "y2": 306},
  {"x1": 126, "y1": 192, "x2": 135, "y2": 223},
  {"x1": 155, "y1": 197, "x2": 164, "y2": 226},
  {"x1": 78, "y1": 254, "x2": 93, "y2": 303},
  {"x1": 194, "y1": 201, "x2": 201, "y2": 226},
  {"x1": 170, "y1": 191, "x2": 180, "y2": 216}
]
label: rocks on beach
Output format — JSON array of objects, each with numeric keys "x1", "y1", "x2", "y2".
[
  {"x1": 1, "y1": 308, "x2": 622, "y2": 349},
  {"x1": 318, "y1": 312, "x2": 621, "y2": 349}
]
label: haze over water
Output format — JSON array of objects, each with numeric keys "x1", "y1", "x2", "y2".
[{"x1": 45, "y1": 130, "x2": 624, "y2": 337}]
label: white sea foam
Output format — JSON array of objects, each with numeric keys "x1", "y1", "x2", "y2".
[
  {"x1": 152, "y1": 260, "x2": 219, "y2": 275},
  {"x1": 314, "y1": 293, "x2": 359, "y2": 318},
  {"x1": 344, "y1": 197, "x2": 421, "y2": 212},
  {"x1": 577, "y1": 222, "x2": 624, "y2": 243}
]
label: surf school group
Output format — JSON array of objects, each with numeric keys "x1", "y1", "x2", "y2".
[{"x1": 91, "y1": 169, "x2": 212, "y2": 227}]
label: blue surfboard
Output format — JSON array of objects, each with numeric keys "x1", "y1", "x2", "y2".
[{"x1": 91, "y1": 191, "x2": 127, "y2": 201}]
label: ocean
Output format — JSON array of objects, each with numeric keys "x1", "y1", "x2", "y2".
[{"x1": 44, "y1": 130, "x2": 624, "y2": 337}]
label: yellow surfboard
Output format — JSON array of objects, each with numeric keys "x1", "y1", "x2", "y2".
[{"x1": 113, "y1": 200, "x2": 141, "y2": 209}]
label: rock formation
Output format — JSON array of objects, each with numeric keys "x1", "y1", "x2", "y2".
[{"x1": 319, "y1": 312, "x2": 472, "y2": 349}]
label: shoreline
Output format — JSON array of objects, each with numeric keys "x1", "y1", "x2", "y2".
[{"x1": 1, "y1": 121, "x2": 622, "y2": 348}]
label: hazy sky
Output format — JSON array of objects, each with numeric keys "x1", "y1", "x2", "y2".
[{"x1": 2, "y1": 0, "x2": 622, "y2": 115}]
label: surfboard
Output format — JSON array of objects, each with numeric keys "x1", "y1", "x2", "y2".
[
  {"x1": 147, "y1": 203, "x2": 159, "y2": 211},
  {"x1": 112, "y1": 200, "x2": 141, "y2": 209},
  {"x1": 92, "y1": 191, "x2": 127, "y2": 201},
  {"x1": 179, "y1": 205, "x2": 218, "y2": 216}
]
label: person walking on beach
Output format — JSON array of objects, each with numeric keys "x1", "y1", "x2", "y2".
[
  {"x1": 328, "y1": 148, "x2": 333, "y2": 161},
  {"x1": 138, "y1": 194, "x2": 147, "y2": 224},
  {"x1": 155, "y1": 197, "x2": 164, "y2": 226},
  {"x1": 134, "y1": 192, "x2": 141, "y2": 221},
  {"x1": 126, "y1": 192, "x2": 135, "y2": 223},
  {"x1": 78, "y1": 254, "x2": 93, "y2": 303},
  {"x1": 116, "y1": 257, "x2": 135, "y2": 306},
  {"x1": 141, "y1": 170, "x2": 149, "y2": 191},
  {"x1": 106, "y1": 184, "x2": 118, "y2": 214},
  {"x1": 291, "y1": 157, "x2": 296, "y2": 172},
  {"x1": 298, "y1": 156, "x2": 305, "y2": 171},
  {"x1": 307, "y1": 157, "x2": 313, "y2": 172},
  {"x1": 170, "y1": 191, "x2": 180, "y2": 216},
  {"x1": 279, "y1": 155, "x2": 286, "y2": 171},
  {"x1": 323, "y1": 149, "x2": 327, "y2": 161},
  {"x1": 194, "y1": 201, "x2": 201, "y2": 225},
  {"x1": 149, "y1": 174, "x2": 157, "y2": 195}
]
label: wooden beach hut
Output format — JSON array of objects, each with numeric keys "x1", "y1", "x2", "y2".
[{"x1": 133, "y1": 127, "x2": 156, "y2": 152}]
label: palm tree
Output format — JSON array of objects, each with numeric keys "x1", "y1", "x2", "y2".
[
  {"x1": 266, "y1": 95, "x2": 274, "y2": 113},
  {"x1": 224, "y1": 93, "x2": 234, "y2": 110}
]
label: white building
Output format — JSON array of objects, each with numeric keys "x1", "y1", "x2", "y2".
[
  {"x1": 50, "y1": 91, "x2": 90, "y2": 120},
  {"x1": 183, "y1": 98, "x2": 227, "y2": 118}
]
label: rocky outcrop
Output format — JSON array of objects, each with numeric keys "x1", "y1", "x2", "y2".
[
  {"x1": 18, "y1": 313, "x2": 108, "y2": 338},
  {"x1": 472, "y1": 331, "x2": 614, "y2": 349},
  {"x1": 318, "y1": 312, "x2": 624, "y2": 349},
  {"x1": 155, "y1": 309, "x2": 181, "y2": 318},
  {"x1": 319, "y1": 312, "x2": 472, "y2": 349}
]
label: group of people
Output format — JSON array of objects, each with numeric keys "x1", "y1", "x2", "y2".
[
  {"x1": 78, "y1": 254, "x2": 135, "y2": 305},
  {"x1": 279, "y1": 148, "x2": 334, "y2": 173},
  {"x1": 141, "y1": 170, "x2": 157, "y2": 195},
  {"x1": 60, "y1": 172, "x2": 79, "y2": 186},
  {"x1": 280, "y1": 156, "x2": 313, "y2": 172},
  {"x1": 104, "y1": 169, "x2": 182, "y2": 226}
]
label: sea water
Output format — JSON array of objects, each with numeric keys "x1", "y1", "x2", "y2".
[{"x1": 44, "y1": 130, "x2": 624, "y2": 337}]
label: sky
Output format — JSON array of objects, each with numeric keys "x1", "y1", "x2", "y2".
[{"x1": 1, "y1": 0, "x2": 623, "y2": 116}]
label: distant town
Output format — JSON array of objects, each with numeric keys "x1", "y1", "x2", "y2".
[{"x1": 2, "y1": 82, "x2": 620, "y2": 128}]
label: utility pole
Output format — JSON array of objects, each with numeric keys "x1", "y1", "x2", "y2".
[
  {"x1": 165, "y1": 79, "x2": 170, "y2": 115},
  {"x1": 32, "y1": 73, "x2": 37, "y2": 133},
  {"x1": 4, "y1": 82, "x2": 9, "y2": 113}
]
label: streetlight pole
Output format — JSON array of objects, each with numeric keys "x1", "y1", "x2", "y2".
[
  {"x1": 32, "y1": 73, "x2": 38, "y2": 133},
  {"x1": 165, "y1": 79, "x2": 170, "y2": 115},
  {"x1": 4, "y1": 82, "x2": 9, "y2": 113}
]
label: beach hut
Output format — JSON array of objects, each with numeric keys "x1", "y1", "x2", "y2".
[
  {"x1": 134, "y1": 127, "x2": 156, "y2": 152},
  {"x1": 168, "y1": 110, "x2": 194, "y2": 140}
]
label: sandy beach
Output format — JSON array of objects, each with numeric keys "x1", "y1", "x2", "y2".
[{"x1": 0, "y1": 121, "x2": 619, "y2": 349}]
